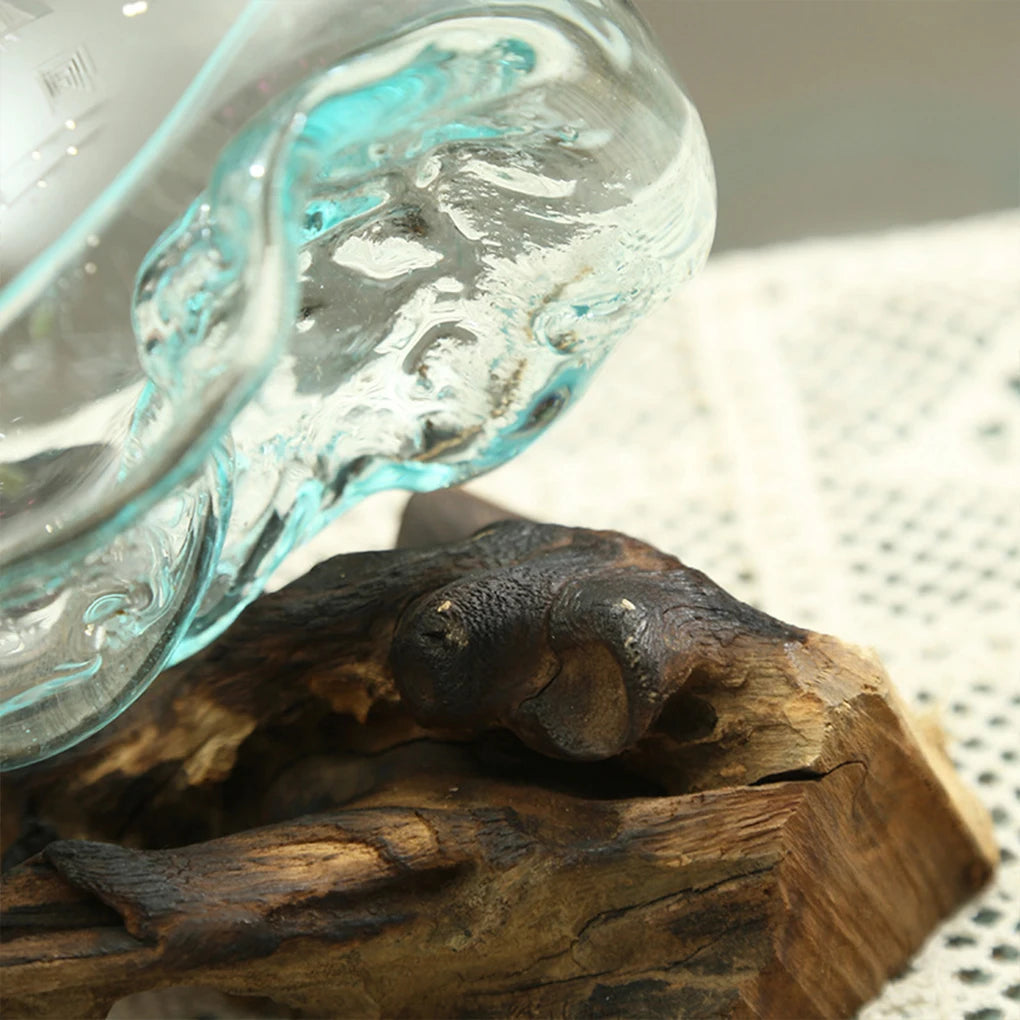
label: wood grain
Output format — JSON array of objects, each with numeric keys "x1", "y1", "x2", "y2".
[{"x1": 0, "y1": 494, "x2": 996, "y2": 1018}]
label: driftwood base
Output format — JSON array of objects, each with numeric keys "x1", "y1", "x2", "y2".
[{"x1": 0, "y1": 493, "x2": 997, "y2": 1019}]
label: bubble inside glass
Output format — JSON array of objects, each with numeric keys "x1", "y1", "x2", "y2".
[{"x1": 0, "y1": 0, "x2": 716, "y2": 768}]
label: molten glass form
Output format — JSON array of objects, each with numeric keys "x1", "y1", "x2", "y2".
[{"x1": 0, "y1": 0, "x2": 715, "y2": 768}]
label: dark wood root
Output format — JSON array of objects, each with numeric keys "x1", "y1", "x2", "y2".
[
  {"x1": 0, "y1": 490, "x2": 997, "y2": 1019},
  {"x1": 2, "y1": 499, "x2": 809, "y2": 847}
]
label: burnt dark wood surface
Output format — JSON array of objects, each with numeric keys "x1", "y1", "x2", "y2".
[{"x1": 0, "y1": 492, "x2": 997, "y2": 1019}]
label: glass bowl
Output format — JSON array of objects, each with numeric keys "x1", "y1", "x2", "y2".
[{"x1": 0, "y1": 0, "x2": 715, "y2": 768}]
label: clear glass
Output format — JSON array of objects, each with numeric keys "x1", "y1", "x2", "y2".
[{"x1": 0, "y1": 0, "x2": 716, "y2": 768}]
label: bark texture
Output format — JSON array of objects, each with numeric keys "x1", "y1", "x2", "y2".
[{"x1": 0, "y1": 492, "x2": 997, "y2": 1019}]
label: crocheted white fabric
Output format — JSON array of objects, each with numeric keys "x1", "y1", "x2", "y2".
[{"x1": 279, "y1": 211, "x2": 1020, "y2": 1019}]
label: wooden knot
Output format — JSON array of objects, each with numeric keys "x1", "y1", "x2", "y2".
[{"x1": 389, "y1": 522, "x2": 805, "y2": 761}]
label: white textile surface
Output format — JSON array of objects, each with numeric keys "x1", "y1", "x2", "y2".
[{"x1": 278, "y1": 212, "x2": 1020, "y2": 1019}]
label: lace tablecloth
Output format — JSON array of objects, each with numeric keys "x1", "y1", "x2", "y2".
[{"x1": 282, "y1": 211, "x2": 1020, "y2": 1019}]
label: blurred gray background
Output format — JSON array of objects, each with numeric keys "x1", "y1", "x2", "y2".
[{"x1": 633, "y1": 0, "x2": 1019, "y2": 252}]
